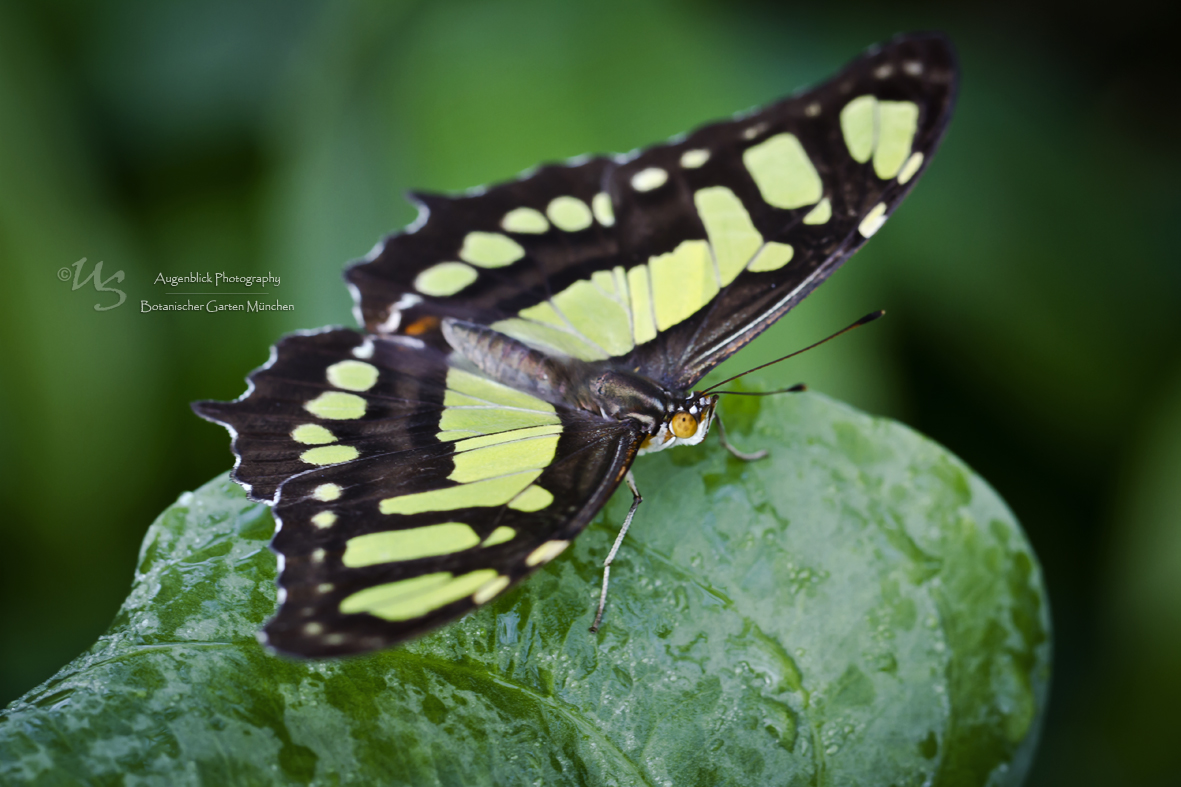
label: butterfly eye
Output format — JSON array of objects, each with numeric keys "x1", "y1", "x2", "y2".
[{"x1": 670, "y1": 412, "x2": 698, "y2": 439}]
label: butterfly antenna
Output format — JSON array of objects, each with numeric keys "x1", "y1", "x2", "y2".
[
  {"x1": 700, "y1": 310, "x2": 884, "y2": 394},
  {"x1": 710, "y1": 383, "x2": 808, "y2": 396}
]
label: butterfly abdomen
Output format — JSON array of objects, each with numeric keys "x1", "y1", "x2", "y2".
[
  {"x1": 442, "y1": 317, "x2": 576, "y2": 402},
  {"x1": 442, "y1": 316, "x2": 669, "y2": 427}
]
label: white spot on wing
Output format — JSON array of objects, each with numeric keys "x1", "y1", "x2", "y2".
[
  {"x1": 389, "y1": 335, "x2": 425, "y2": 350},
  {"x1": 352, "y1": 338, "x2": 375, "y2": 359},
  {"x1": 525, "y1": 540, "x2": 569, "y2": 567},
  {"x1": 378, "y1": 287, "x2": 426, "y2": 333},
  {"x1": 347, "y1": 281, "x2": 365, "y2": 331},
  {"x1": 376, "y1": 308, "x2": 400, "y2": 334},
  {"x1": 501, "y1": 206, "x2": 549, "y2": 234},
  {"x1": 592, "y1": 192, "x2": 615, "y2": 226},
  {"x1": 897, "y1": 151, "x2": 924, "y2": 184},
  {"x1": 395, "y1": 293, "x2": 423, "y2": 310},
  {"x1": 742, "y1": 123, "x2": 768, "y2": 140},
  {"x1": 405, "y1": 198, "x2": 431, "y2": 233},
  {"x1": 858, "y1": 202, "x2": 888, "y2": 238}
]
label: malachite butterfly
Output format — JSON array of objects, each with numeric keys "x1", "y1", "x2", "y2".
[{"x1": 195, "y1": 33, "x2": 958, "y2": 657}]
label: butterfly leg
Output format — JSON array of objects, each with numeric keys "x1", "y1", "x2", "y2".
[
  {"x1": 714, "y1": 413, "x2": 768, "y2": 461},
  {"x1": 590, "y1": 471, "x2": 642, "y2": 633}
]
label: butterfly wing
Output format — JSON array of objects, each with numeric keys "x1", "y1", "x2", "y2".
[
  {"x1": 346, "y1": 33, "x2": 957, "y2": 389},
  {"x1": 194, "y1": 330, "x2": 639, "y2": 657},
  {"x1": 621, "y1": 33, "x2": 958, "y2": 387},
  {"x1": 346, "y1": 156, "x2": 628, "y2": 363}
]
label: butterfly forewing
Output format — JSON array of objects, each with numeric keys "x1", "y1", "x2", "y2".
[
  {"x1": 622, "y1": 33, "x2": 957, "y2": 387},
  {"x1": 346, "y1": 33, "x2": 956, "y2": 390},
  {"x1": 195, "y1": 330, "x2": 639, "y2": 657},
  {"x1": 347, "y1": 157, "x2": 621, "y2": 354}
]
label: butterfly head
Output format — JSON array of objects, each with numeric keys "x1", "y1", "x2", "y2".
[{"x1": 639, "y1": 391, "x2": 718, "y2": 454}]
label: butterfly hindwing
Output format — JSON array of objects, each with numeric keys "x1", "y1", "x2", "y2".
[
  {"x1": 346, "y1": 33, "x2": 956, "y2": 389},
  {"x1": 195, "y1": 330, "x2": 639, "y2": 657},
  {"x1": 195, "y1": 329, "x2": 448, "y2": 502}
]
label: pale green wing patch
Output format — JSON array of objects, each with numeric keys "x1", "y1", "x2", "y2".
[
  {"x1": 489, "y1": 316, "x2": 608, "y2": 361},
  {"x1": 443, "y1": 368, "x2": 555, "y2": 413},
  {"x1": 292, "y1": 424, "x2": 336, "y2": 445},
  {"x1": 326, "y1": 360, "x2": 379, "y2": 392},
  {"x1": 449, "y1": 433, "x2": 560, "y2": 483},
  {"x1": 414, "y1": 262, "x2": 478, "y2": 297},
  {"x1": 501, "y1": 207, "x2": 549, "y2": 234},
  {"x1": 840, "y1": 95, "x2": 921, "y2": 180},
  {"x1": 458, "y1": 232, "x2": 525, "y2": 268},
  {"x1": 343, "y1": 523, "x2": 482, "y2": 567},
  {"x1": 741, "y1": 132, "x2": 823, "y2": 210},
  {"x1": 340, "y1": 569, "x2": 502, "y2": 621},
  {"x1": 305, "y1": 391, "x2": 366, "y2": 420},
  {"x1": 840, "y1": 94, "x2": 877, "y2": 163},
  {"x1": 803, "y1": 197, "x2": 832, "y2": 225},
  {"x1": 627, "y1": 264, "x2": 658, "y2": 345},
  {"x1": 874, "y1": 101, "x2": 920, "y2": 179},
  {"x1": 492, "y1": 266, "x2": 637, "y2": 360},
  {"x1": 649, "y1": 240, "x2": 719, "y2": 332},
  {"x1": 300, "y1": 445, "x2": 360, "y2": 466},
  {"x1": 379, "y1": 471, "x2": 544, "y2": 515},
  {"x1": 591, "y1": 192, "x2": 615, "y2": 226},
  {"x1": 695, "y1": 186, "x2": 763, "y2": 286},
  {"x1": 747, "y1": 242, "x2": 795, "y2": 273},
  {"x1": 546, "y1": 196, "x2": 593, "y2": 232},
  {"x1": 366, "y1": 367, "x2": 563, "y2": 516}
]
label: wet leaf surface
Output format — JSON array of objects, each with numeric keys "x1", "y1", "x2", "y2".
[{"x1": 0, "y1": 393, "x2": 1050, "y2": 786}]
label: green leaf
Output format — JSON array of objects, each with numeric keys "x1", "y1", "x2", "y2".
[{"x1": 0, "y1": 393, "x2": 1050, "y2": 786}]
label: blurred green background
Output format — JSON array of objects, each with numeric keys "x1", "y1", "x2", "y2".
[{"x1": 1, "y1": 0, "x2": 1176, "y2": 783}]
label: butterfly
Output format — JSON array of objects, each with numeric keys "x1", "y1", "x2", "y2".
[{"x1": 195, "y1": 32, "x2": 958, "y2": 658}]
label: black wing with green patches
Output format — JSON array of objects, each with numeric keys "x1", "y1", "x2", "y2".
[
  {"x1": 346, "y1": 33, "x2": 957, "y2": 388},
  {"x1": 347, "y1": 157, "x2": 619, "y2": 349},
  {"x1": 195, "y1": 330, "x2": 639, "y2": 657},
  {"x1": 624, "y1": 33, "x2": 957, "y2": 387},
  {"x1": 196, "y1": 329, "x2": 446, "y2": 503}
]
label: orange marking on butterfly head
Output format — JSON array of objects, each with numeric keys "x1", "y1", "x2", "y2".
[{"x1": 404, "y1": 316, "x2": 440, "y2": 336}]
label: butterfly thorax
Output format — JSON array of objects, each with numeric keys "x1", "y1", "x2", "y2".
[{"x1": 443, "y1": 317, "x2": 716, "y2": 453}]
